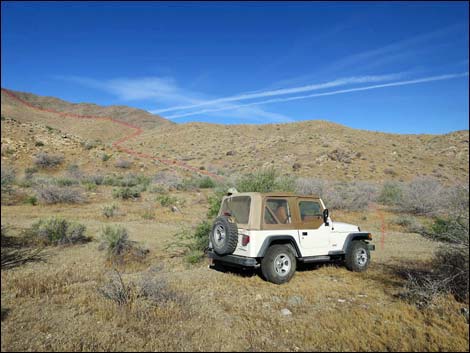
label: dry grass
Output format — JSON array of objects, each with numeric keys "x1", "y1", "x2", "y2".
[{"x1": 1, "y1": 188, "x2": 469, "y2": 351}]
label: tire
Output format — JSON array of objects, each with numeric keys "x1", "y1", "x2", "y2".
[
  {"x1": 261, "y1": 245, "x2": 297, "y2": 284},
  {"x1": 345, "y1": 240, "x2": 370, "y2": 272},
  {"x1": 210, "y1": 216, "x2": 238, "y2": 255}
]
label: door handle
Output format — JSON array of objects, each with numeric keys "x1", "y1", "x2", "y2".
[{"x1": 302, "y1": 231, "x2": 308, "y2": 236}]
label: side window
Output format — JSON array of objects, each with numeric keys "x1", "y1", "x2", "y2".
[
  {"x1": 299, "y1": 201, "x2": 322, "y2": 222},
  {"x1": 264, "y1": 199, "x2": 291, "y2": 224}
]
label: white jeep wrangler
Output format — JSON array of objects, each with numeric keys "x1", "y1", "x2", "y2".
[{"x1": 207, "y1": 192, "x2": 375, "y2": 284}]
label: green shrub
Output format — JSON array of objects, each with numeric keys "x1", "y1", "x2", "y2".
[
  {"x1": 112, "y1": 186, "x2": 141, "y2": 200},
  {"x1": 24, "y1": 195, "x2": 38, "y2": 206},
  {"x1": 156, "y1": 194, "x2": 178, "y2": 207},
  {"x1": 378, "y1": 181, "x2": 403, "y2": 205},
  {"x1": 1, "y1": 167, "x2": 15, "y2": 194},
  {"x1": 55, "y1": 177, "x2": 79, "y2": 187},
  {"x1": 236, "y1": 167, "x2": 295, "y2": 193},
  {"x1": 102, "y1": 204, "x2": 118, "y2": 218},
  {"x1": 34, "y1": 141, "x2": 44, "y2": 147},
  {"x1": 83, "y1": 182, "x2": 97, "y2": 191},
  {"x1": 174, "y1": 221, "x2": 211, "y2": 264},
  {"x1": 24, "y1": 167, "x2": 38, "y2": 180},
  {"x1": 197, "y1": 176, "x2": 216, "y2": 189},
  {"x1": 207, "y1": 191, "x2": 225, "y2": 219},
  {"x1": 101, "y1": 153, "x2": 111, "y2": 162},
  {"x1": 28, "y1": 217, "x2": 90, "y2": 245},
  {"x1": 99, "y1": 225, "x2": 148, "y2": 262}
]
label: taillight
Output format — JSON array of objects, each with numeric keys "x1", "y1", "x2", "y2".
[{"x1": 242, "y1": 235, "x2": 250, "y2": 246}]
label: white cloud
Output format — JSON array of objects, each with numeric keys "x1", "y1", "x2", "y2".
[
  {"x1": 152, "y1": 73, "x2": 403, "y2": 114},
  {"x1": 164, "y1": 72, "x2": 469, "y2": 119}
]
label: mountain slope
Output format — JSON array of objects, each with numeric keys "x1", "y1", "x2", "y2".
[{"x1": 1, "y1": 88, "x2": 468, "y2": 183}]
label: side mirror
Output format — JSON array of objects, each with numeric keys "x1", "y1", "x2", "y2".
[{"x1": 323, "y1": 208, "x2": 329, "y2": 226}]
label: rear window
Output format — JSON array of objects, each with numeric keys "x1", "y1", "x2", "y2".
[{"x1": 220, "y1": 196, "x2": 251, "y2": 224}]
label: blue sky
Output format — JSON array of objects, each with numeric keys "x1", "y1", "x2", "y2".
[{"x1": 1, "y1": 1, "x2": 469, "y2": 133}]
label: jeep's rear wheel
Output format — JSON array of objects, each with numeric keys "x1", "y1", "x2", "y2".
[
  {"x1": 345, "y1": 240, "x2": 370, "y2": 272},
  {"x1": 261, "y1": 245, "x2": 296, "y2": 284},
  {"x1": 210, "y1": 216, "x2": 238, "y2": 255}
]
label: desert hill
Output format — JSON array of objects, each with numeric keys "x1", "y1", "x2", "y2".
[{"x1": 1, "y1": 88, "x2": 468, "y2": 183}]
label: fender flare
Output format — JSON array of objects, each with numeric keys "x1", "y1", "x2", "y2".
[
  {"x1": 257, "y1": 235, "x2": 302, "y2": 258},
  {"x1": 342, "y1": 232, "x2": 372, "y2": 253}
]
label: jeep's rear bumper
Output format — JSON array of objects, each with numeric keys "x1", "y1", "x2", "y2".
[{"x1": 207, "y1": 250, "x2": 258, "y2": 267}]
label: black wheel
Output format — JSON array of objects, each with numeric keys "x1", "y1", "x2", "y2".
[
  {"x1": 345, "y1": 240, "x2": 370, "y2": 272},
  {"x1": 210, "y1": 216, "x2": 238, "y2": 255},
  {"x1": 261, "y1": 245, "x2": 296, "y2": 284}
]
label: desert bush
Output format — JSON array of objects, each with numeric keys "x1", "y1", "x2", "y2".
[
  {"x1": 295, "y1": 178, "x2": 327, "y2": 197},
  {"x1": 99, "y1": 225, "x2": 148, "y2": 263},
  {"x1": 98, "y1": 269, "x2": 132, "y2": 305},
  {"x1": 397, "y1": 177, "x2": 443, "y2": 215},
  {"x1": 173, "y1": 221, "x2": 211, "y2": 264},
  {"x1": 196, "y1": 176, "x2": 216, "y2": 189},
  {"x1": 81, "y1": 139, "x2": 101, "y2": 150},
  {"x1": 153, "y1": 171, "x2": 183, "y2": 190},
  {"x1": 138, "y1": 272, "x2": 181, "y2": 305},
  {"x1": 104, "y1": 173, "x2": 150, "y2": 189},
  {"x1": 1, "y1": 226, "x2": 46, "y2": 270},
  {"x1": 296, "y1": 178, "x2": 377, "y2": 211},
  {"x1": 401, "y1": 208, "x2": 469, "y2": 305},
  {"x1": 66, "y1": 164, "x2": 82, "y2": 179},
  {"x1": 99, "y1": 269, "x2": 181, "y2": 306},
  {"x1": 36, "y1": 185, "x2": 85, "y2": 204},
  {"x1": 27, "y1": 217, "x2": 90, "y2": 246},
  {"x1": 112, "y1": 186, "x2": 141, "y2": 200},
  {"x1": 1, "y1": 167, "x2": 15, "y2": 194},
  {"x1": 33, "y1": 152, "x2": 64, "y2": 169},
  {"x1": 102, "y1": 204, "x2": 119, "y2": 218},
  {"x1": 82, "y1": 174, "x2": 105, "y2": 185},
  {"x1": 24, "y1": 167, "x2": 38, "y2": 180},
  {"x1": 24, "y1": 195, "x2": 38, "y2": 206},
  {"x1": 378, "y1": 181, "x2": 403, "y2": 205},
  {"x1": 156, "y1": 194, "x2": 178, "y2": 207},
  {"x1": 325, "y1": 181, "x2": 378, "y2": 210},
  {"x1": 115, "y1": 159, "x2": 132, "y2": 169},
  {"x1": 392, "y1": 215, "x2": 422, "y2": 233},
  {"x1": 55, "y1": 177, "x2": 79, "y2": 187},
  {"x1": 101, "y1": 153, "x2": 111, "y2": 162},
  {"x1": 236, "y1": 167, "x2": 295, "y2": 193}
]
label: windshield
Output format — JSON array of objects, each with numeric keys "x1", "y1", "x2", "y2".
[{"x1": 220, "y1": 196, "x2": 251, "y2": 224}]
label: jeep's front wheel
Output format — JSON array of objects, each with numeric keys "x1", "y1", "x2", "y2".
[
  {"x1": 345, "y1": 240, "x2": 370, "y2": 272},
  {"x1": 261, "y1": 245, "x2": 296, "y2": 284}
]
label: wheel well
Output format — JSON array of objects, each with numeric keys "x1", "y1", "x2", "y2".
[{"x1": 258, "y1": 237, "x2": 301, "y2": 258}]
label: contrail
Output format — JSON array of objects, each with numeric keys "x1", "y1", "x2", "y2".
[
  {"x1": 165, "y1": 72, "x2": 468, "y2": 119},
  {"x1": 152, "y1": 74, "x2": 402, "y2": 114}
]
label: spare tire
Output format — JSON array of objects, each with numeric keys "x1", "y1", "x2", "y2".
[{"x1": 210, "y1": 216, "x2": 238, "y2": 255}]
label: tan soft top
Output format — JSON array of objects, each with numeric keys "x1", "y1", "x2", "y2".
[{"x1": 220, "y1": 192, "x2": 323, "y2": 230}]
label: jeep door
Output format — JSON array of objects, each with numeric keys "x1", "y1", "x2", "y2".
[{"x1": 295, "y1": 198, "x2": 331, "y2": 256}]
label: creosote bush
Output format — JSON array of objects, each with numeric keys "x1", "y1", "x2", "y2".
[{"x1": 27, "y1": 217, "x2": 90, "y2": 246}]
